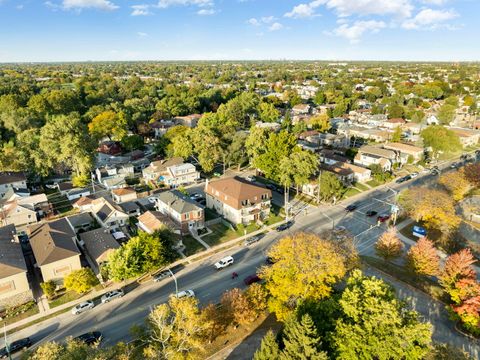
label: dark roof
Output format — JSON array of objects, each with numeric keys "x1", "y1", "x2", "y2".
[
  {"x1": 0, "y1": 172, "x2": 26, "y2": 186},
  {"x1": 157, "y1": 190, "x2": 202, "y2": 214},
  {"x1": 118, "y1": 201, "x2": 140, "y2": 213},
  {"x1": 79, "y1": 228, "x2": 120, "y2": 263},
  {"x1": 28, "y1": 219, "x2": 80, "y2": 266},
  {"x1": 96, "y1": 204, "x2": 113, "y2": 221},
  {"x1": 0, "y1": 225, "x2": 27, "y2": 278}
]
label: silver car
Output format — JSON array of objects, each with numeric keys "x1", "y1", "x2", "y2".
[
  {"x1": 101, "y1": 289, "x2": 124, "y2": 303},
  {"x1": 71, "y1": 300, "x2": 95, "y2": 315},
  {"x1": 175, "y1": 290, "x2": 195, "y2": 298}
]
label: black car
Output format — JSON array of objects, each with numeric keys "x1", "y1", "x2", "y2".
[
  {"x1": 366, "y1": 210, "x2": 378, "y2": 217},
  {"x1": 0, "y1": 337, "x2": 32, "y2": 358},
  {"x1": 73, "y1": 331, "x2": 102, "y2": 345},
  {"x1": 396, "y1": 176, "x2": 407, "y2": 184},
  {"x1": 345, "y1": 204, "x2": 357, "y2": 212},
  {"x1": 276, "y1": 221, "x2": 294, "y2": 232}
]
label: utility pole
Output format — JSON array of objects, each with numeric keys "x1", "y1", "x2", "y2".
[
  {"x1": 168, "y1": 269, "x2": 178, "y2": 296},
  {"x1": 4, "y1": 323, "x2": 11, "y2": 360}
]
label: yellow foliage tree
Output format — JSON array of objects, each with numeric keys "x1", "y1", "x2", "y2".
[
  {"x1": 306, "y1": 114, "x2": 331, "y2": 132},
  {"x1": 439, "y1": 170, "x2": 471, "y2": 201},
  {"x1": 260, "y1": 233, "x2": 348, "y2": 321},
  {"x1": 399, "y1": 187, "x2": 461, "y2": 234},
  {"x1": 375, "y1": 227, "x2": 404, "y2": 261}
]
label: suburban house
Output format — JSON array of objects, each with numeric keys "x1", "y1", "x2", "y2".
[
  {"x1": 383, "y1": 142, "x2": 424, "y2": 163},
  {"x1": 334, "y1": 162, "x2": 372, "y2": 183},
  {"x1": 292, "y1": 103, "x2": 311, "y2": 115},
  {"x1": 78, "y1": 228, "x2": 120, "y2": 269},
  {"x1": 118, "y1": 201, "x2": 141, "y2": 217},
  {"x1": 205, "y1": 177, "x2": 272, "y2": 225},
  {"x1": 0, "y1": 172, "x2": 27, "y2": 198},
  {"x1": 111, "y1": 187, "x2": 137, "y2": 204},
  {"x1": 66, "y1": 213, "x2": 95, "y2": 234},
  {"x1": 0, "y1": 200, "x2": 38, "y2": 231},
  {"x1": 448, "y1": 127, "x2": 480, "y2": 147},
  {"x1": 354, "y1": 145, "x2": 398, "y2": 171},
  {"x1": 0, "y1": 224, "x2": 33, "y2": 308},
  {"x1": 174, "y1": 114, "x2": 202, "y2": 128},
  {"x1": 382, "y1": 118, "x2": 406, "y2": 129},
  {"x1": 57, "y1": 182, "x2": 91, "y2": 201},
  {"x1": 155, "y1": 190, "x2": 204, "y2": 235},
  {"x1": 28, "y1": 218, "x2": 81, "y2": 284},
  {"x1": 319, "y1": 149, "x2": 350, "y2": 166},
  {"x1": 150, "y1": 120, "x2": 175, "y2": 138},
  {"x1": 90, "y1": 198, "x2": 129, "y2": 231},
  {"x1": 142, "y1": 157, "x2": 199, "y2": 187},
  {"x1": 95, "y1": 164, "x2": 134, "y2": 190},
  {"x1": 320, "y1": 164, "x2": 355, "y2": 185},
  {"x1": 137, "y1": 210, "x2": 180, "y2": 234}
]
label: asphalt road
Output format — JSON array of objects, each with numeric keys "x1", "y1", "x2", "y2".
[{"x1": 3, "y1": 156, "x2": 479, "y2": 358}]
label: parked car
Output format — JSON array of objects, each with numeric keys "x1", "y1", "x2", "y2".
[
  {"x1": 214, "y1": 256, "x2": 234, "y2": 270},
  {"x1": 189, "y1": 193, "x2": 202, "y2": 200},
  {"x1": 246, "y1": 175, "x2": 255, "y2": 182},
  {"x1": 176, "y1": 290, "x2": 195, "y2": 298},
  {"x1": 153, "y1": 270, "x2": 172, "y2": 282},
  {"x1": 345, "y1": 204, "x2": 357, "y2": 212},
  {"x1": 410, "y1": 172, "x2": 418, "y2": 179},
  {"x1": 276, "y1": 221, "x2": 294, "y2": 232},
  {"x1": 244, "y1": 274, "x2": 261, "y2": 285},
  {"x1": 0, "y1": 338, "x2": 32, "y2": 358},
  {"x1": 147, "y1": 197, "x2": 156, "y2": 204},
  {"x1": 244, "y1": 234, "x2": 263, "y2": 246},
  {"x1": 333, "y1": 226, "x2": 347, "y2": 233},
  {"x1": 450, "y1": 162, "x2": 460, "y2": 169},
  {"x1": 395, "y1": 177, "x2": 407, "y2": 184},
  {"x1": 71, "y1": 300, "x2": 95, "y2": 315},
  {"x1": 366, "y1": 210, "x2": 378, "y2": 217},
  {"x1": 73, "y1": 331, "x2": 102, "y2": 345},
  {"x1": 431, "y1": 169, "x2": 440, "y2": 175},
  {"x1": 101, "y1": 289, "x2": 124, "y2": 303},
  {"x1": 377, "y1": 214, "x2": 391, "y2": 223}
]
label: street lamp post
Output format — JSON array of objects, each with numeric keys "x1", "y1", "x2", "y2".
[
  {"x1": 4, "y1": 323, "x2": 11, "y2": 360},
  {"x1": 168, "y1": 269, "x2": 178, "y2": 297}
]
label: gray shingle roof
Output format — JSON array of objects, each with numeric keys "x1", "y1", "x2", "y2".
[
  {"x1": 0, "y1": 225, "x2": 27, "y2": 278},
  {"x1": 157, "y1": 190, "x2": 201, "y2": 214}
]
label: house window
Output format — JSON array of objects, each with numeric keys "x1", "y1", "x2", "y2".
[
  {"x1": 0, "y1": 281, "x2": 15, "y2": 294},
  {"x1": 241, "y1": 200, "x2": 248, "y2": 206},
  {"x1": 185, "y1": 213, "x2": 190, "y2": 220},
  {"x1": 54, "y1": 265, "x2": 71, "y2": 276}
]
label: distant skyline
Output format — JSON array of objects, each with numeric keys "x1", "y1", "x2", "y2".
[{"x1": 0, "y1": 0, "x2": 479, "y2": 62}]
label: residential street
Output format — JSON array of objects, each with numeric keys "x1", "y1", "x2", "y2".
[{"x1": 3, "y1": 163, "x2": 479, "y2": 359}]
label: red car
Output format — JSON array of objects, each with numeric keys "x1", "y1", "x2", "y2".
[
  {"x1": 244, "y1": 275, "x2": 261, "y2": 285},
  {"x1": 377, "y1": 214, "x2": 391, "y2": 223}
]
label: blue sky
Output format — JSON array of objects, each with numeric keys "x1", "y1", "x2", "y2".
[{"x1": 0, "y1": 0, "x2": 478, "y2": 62}]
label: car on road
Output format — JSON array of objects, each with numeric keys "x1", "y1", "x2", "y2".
[
  {"x1": 265, "y1": 183, "x2": 276, "y2": 191},
  {"x1": 246, "y1": 175, "x2": 255, "y2": 182},
  {"x1": 71, "y1": 300, "x2": 95, "y2": 315},
  {"x1": 101, "y1": 289, "x2": 124, "y2": 303},
  {"x1": 153, "y1": 270, "x2": 172, "y2": 282},
  {"x1": 176, "y1": 290, "x2": 195, "y2": 298},
  {"x1": 0, "y1": 337, "x2": 32, "y2": 358},
  {"x1": 214, "y1": 256, "x2": 234, "y2": 269},
  {"x1": 244, "y1": 274, "x2": 261, "y2": 285},
  {"x1": 450, "y1": 162, "x2": 460, "y2": 169},
  {"x1": 244, "y1": 234, "x2": 264, "y2": 246},
  {"x1": 73, "y1": 331, "x2": 102, "y2": 345},
  {"x1": 333, "y1": 226, "x2": 347, "y2": 234},
  {"x1": 147, "y1": 197, "x2": 157, "y2": 204},
  {"x1": 395, "y1": 177, "x2": 407, "y2": 184},
  {"x1": 431, "y1": 169, "x2": 440, "y2": 175},
  {"x1": 345, "y1": 204, "x2": 357, "y2": 212},
  {"x1": 276, "y1": 221, "x2": 294, "y2": 232},
  {"x1": 189, "y1": 193, "x2": 202, "y2": 200},
  {"x1": 377, "y1": 214, "x2": 391, "y2": 223},
  {"x1": 409, "y1": 172, "x2": 418, "y2": 179},
  {"x1": 366, "y1": 210, "x2": 378, "y2": 217}
]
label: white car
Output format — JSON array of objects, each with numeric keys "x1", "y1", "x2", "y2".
[
  {"x1": 245, "y1": 175, "x2": 255, "y2": 182},
  {"x1": 410, "y1": 172, "x2": 418, "y2": 179},
  {"x1": 72, "y1": 300, "x2": 94, "y2": 315},
  {"x1": 147, "y1": 197, "x2": 157, "y2": 204},
  {"x1": 189, "y1": 193, "x2": 202, "y2": 200},
  {"x1": 214, "y1": 256, "x2": 234, "y2": 270},
  {"x1": 101, "y1": 289, "x2": 124, "y2": 304},
  {"x1": 176, "y1": 290, "x2": 195, "y2": 299}
]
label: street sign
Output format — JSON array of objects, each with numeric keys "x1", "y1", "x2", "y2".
[
  {"x1": 391, "y1": 205, "x2": 399, "y2": 213},
  {"x1": 413, "y1": 226, "x2": 427, "y2": 238}
]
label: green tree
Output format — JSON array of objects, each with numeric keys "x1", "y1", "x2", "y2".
[
  {"x1": 107, "y1": 232, "x2": 169, "y2": 281},
  {"x1": 307, "y1": 114, "x2": 331, "y2": 132},
  {"x1": 64, "y1": 268, "x2": 99, "y2": 294},
  {"x1": 121, "y1": 134, "x2": 144, "y2": 152},
  {"x1": 318, "y1": 171, "x2": 344, "y2": 203},
  {"x1": 281, "y1": 314, "x2": 327, "y2": 360},
  {"x1": 253, "y1": 330, "x2": 281, "y2": 360},
  {"x1": 40, "y1": 280, "x2": 56, "y2": 299},
  {"x1": 258, "y1": 102, "x2": 280, "y2": 123},
  {"x1": 88, "y1": 110, "x2": 128, "y2": 141},
  {"x1": 421, "y1": 125, "x2": 462, "y2": 157},
  {"x1": 437, "y1": 104, "x2": 456, "y2": 125},
  {"x1": 72, "y1": 173, "x2": 90, "y2": 188},
  {"x1": 331, "y1": 270, "x2": 432, "y2": 360},
  {"x1": 388, "y1": 104, "x2": 405, "y2": 119},
  {"x1": 391, "y1": 126, "x2": 402, "y2": 142}
]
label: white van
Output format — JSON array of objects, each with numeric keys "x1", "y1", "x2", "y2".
[{"x1": 214, "y1": 256, "x2": 234, "y2": 270}]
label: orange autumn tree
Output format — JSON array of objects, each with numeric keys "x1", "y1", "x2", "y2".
[
  {"x1": 375, "y1": 227, "x2": 403, "y2": 261},
  {"x1": 438, "y1": 170, "x2": 471, "y2": 201},
  {"x1": 406, "y1": 238, "x2": 440, "y2": 277},
  {"x1": 464, "y1": 163, "x2": 480, "y2": 188}
]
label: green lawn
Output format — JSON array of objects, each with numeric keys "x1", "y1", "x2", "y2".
[
  {"x1": 47, "y1": 191, "x2": 73, "y2": 214},
  {"x1": 361, "y1": 256, "x2": 447, "y2": 303},
  {"x1": 49, "y1": 290, "x2": 83, "y2": 308},
  {"x1": 342, "y1": 187, "x2": 361, "y2": 199},
  {"x1": 354, "y1": 183, "x2": 369, "y2": 191},
  {"x1": 202, "y1": 223, "x2": 241, "y2": 247},
  {"x1": 367, "y1": 179, "x2": 382, "y2": 188},
  {"x1": 182, "y1": 235, "x2": 206, "y2": 256}
]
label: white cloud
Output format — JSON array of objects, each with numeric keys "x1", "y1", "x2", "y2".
[
  {"x1": 285, "y1": 0, "x2": 413, "y2": 19},
  {"x1": 137, "y1": 32, "x2": 148, "y2": 37},
  {"x1": 197, "y1": 8, "x2": 216, "y2": 15},
  {"x1": 156, "y1": 0, "x2": 213, "y2": 9},
  {"x1": 247, "y1": 18, "x2": 260, "y2": 26},
  {"x1": 421, "y1": 0, "x2": 448, "y2": 5},
  {"x1": 269, "y1": 22, "x2": 283, "y2": 31},
  {"x1": 261, "y1": 16, "x2": 275, "y2": 24},
  {"x1": 402, "y1": 8, "x2": 458, "y2": 29},
  {"x1": 285, "y1": 3, "x2": 318, "y2": 18},
  {"x1": 247, "y1": 16, "x2": 276, "y2": 26},
  {"x1": 333, "y1": 20, "x2": 386, "y2": 43},
  {"x1": 62, "y1": 0, "x2": 118, "y2": 10},
  {"x1": 131, "y1": 4, "x2": 152, "y2": 16}
]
